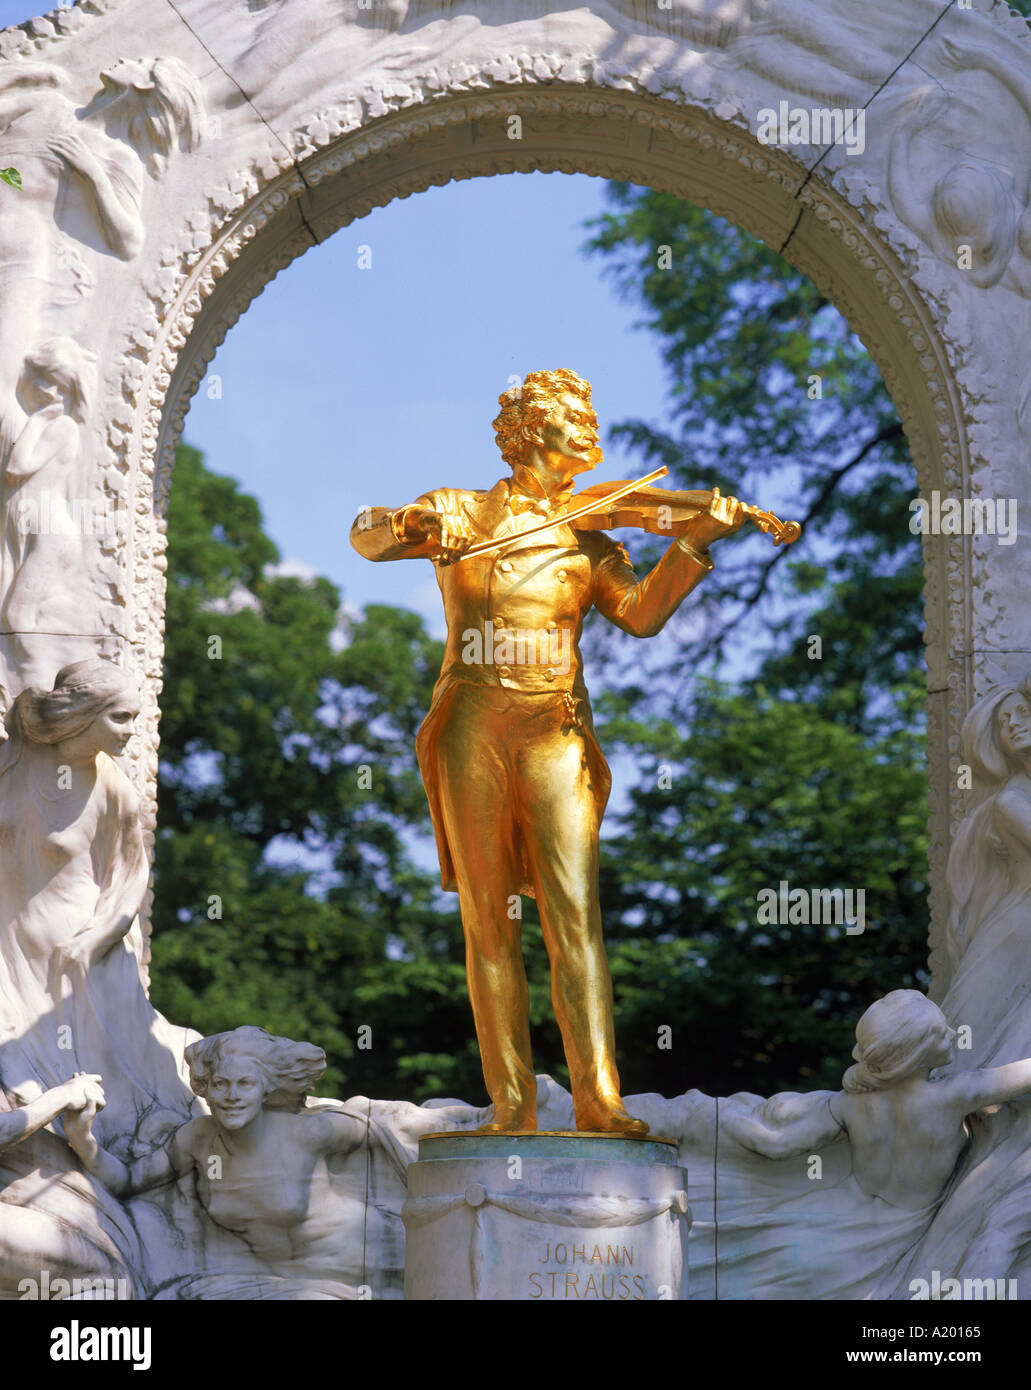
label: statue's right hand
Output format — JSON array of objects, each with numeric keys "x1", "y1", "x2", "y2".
[
  {"x1": 51, "y1": 933, "x2": 97, "y2": 985},
  {"x1": 423, "y1": 508, "x2": 474, "y2": 563},
  {"x1": 60, "y1": 1073, "x2": 106, "y2": 1114},
  {"x1": 47, "y1": 131, "x2": 94, "y2": 172}
]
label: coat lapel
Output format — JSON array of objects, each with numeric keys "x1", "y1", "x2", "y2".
[{"x1": 461, "y1": 477, "x2": 511, "y2": 540}]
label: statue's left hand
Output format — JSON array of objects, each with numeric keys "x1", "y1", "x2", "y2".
[
  {"x1": 58, "y1": 1073, "x2": 106, "y2": 1114},
  {"x1": 681, "y1": 487, "x2": 745, "y2": 551},
  {"x1": 47, "y1": 131, "x2": 97, "y2": 176},
  {"x1": 51, "y1": 931, "x2": 110, "y2": 984},
  {"x1": 63, "y1": 1093, "x2": 101, "y2": 1150}
]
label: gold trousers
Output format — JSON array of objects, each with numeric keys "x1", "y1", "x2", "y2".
[{"x1": 434, "y1": 681, "x2": 624, "y2": 1127}]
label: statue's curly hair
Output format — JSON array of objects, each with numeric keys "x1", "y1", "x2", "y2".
[
  {"x1": 186, "y1": 1025, "x2": 327, "y2": 1112},
  {"x1": 491, "y1": 368, "x2": 592, "y2": 469}
]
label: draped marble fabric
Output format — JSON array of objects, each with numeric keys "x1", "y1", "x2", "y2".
[
  {"x1": 623, "y1": 1087, "x2": 943, "y2": 1300},
  {"x1": 0, "y1": 745, "x2": 198, "y2": 1155}
]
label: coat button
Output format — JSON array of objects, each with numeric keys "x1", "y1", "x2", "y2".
[
  {"x1": 499, "y1": 666, "x2": 511, "y2": 677},
  {"x1": 556, "y1": 569, "x2": 567, "y2": 582},
  {"x1": 499, "y1": 560, "x2": 513, "y2": 573},
  {"x1": 544, "y1": 668, "x2": 555, "y2": 681}
]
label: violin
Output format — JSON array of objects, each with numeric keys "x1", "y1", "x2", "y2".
[{"x1": 459, "y1": 466, "x2": 802, "y2": 561}]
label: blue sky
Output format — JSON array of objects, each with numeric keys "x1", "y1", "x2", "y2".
[{"x1": 179, "y1": 170, "x2": 672, "y2": 640}]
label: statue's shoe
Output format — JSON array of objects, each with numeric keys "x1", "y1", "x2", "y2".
[
  {"x1": 575, "y1": 1105, "x2": 649, "y2": 1138},
  {"x1": 473, "y1": 1111, "x2": 537, "y2": 1134}
]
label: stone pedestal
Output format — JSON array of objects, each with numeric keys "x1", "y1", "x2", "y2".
[{"x1": 403, "y1": 1132, "x2": 690, "y2": 1301}]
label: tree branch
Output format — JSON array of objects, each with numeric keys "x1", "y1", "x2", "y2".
[{"x1": 684, "y1": 419, "x2": 904, "y2": 673}]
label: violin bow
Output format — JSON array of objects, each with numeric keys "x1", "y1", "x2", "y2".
[
  {"x1": 441, "y1": 467, "x2": 802, "y2": 562},
  {"x1": 448, "y1": 467, "x2": 670, "y2": 563}
]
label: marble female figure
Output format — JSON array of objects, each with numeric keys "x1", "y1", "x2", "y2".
[
  {"x1": 0, "y1": 338, "x2": 100, "y2": 685},
  {"x1": 0, "y1": 57, "x2": 203, "y2": 455},
  {"x1": 880, "y1": 677, "x2": 1031, "y2": 1292},
  {"x1": 720, "y1": 991, "x2": 1031, "y2": 1296},
  {"x1": 626, "y1": 990, "x2": 1031, "y2": 1297},
  {"x1": 0, "y1": 659, "x2": 198, "y2": 1151},
  {"x1": 66, "y1": 1026, "x2": 482, "y2": 1300},
  {"x1": 0, "y1": 1073, "x2": 139, "y2": 1298},
  {"x1": 939, "y1": 674, "x2": 1031, "y2": 1066}
]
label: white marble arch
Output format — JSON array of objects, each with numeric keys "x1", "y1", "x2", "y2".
[{"x1": 1, "y1": 0, "x2": 1029, "y2": 991}]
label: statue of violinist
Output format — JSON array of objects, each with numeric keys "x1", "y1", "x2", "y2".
[{"x1": 350, "y1": 368, "x2": 800, "y2": 1135}]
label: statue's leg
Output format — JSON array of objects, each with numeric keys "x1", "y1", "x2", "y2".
[
  {"x1": 435, "y1": 684, "x2": 537, "y2": 1130},
  {"x1": 516, "y1": 697, "x2": 646, "y2": 1136}
]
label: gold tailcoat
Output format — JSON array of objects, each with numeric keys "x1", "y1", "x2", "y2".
[{"x1": 352, "y1": 468, "x2": 711, "y2": 894}]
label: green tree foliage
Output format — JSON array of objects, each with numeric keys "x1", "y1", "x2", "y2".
[
  {"x1": 598, "y1": 681, "x2": 929, "y2": 1097},
  {"x1": 582, "y1": 189, "x2": 919, "y2": 732},
  {"x1": 581, "y1": 186, "x2": 931, "y2": 1093},
  {"x1": 150, "y1": 445, "x2": 478, "y2": 1099}
]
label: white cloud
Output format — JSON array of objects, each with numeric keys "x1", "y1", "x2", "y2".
[{"x1": 266, "y1": 557, "x2": 320, "y2": 582}]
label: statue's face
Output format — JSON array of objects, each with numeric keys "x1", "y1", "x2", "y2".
[
  {"x1": 208, "y1": 1057, "x2": 266, "y2": 1131},
  {"x1": 23, "y1": 374, "x2": 63, "y2": 414},
  {"x1": 536, "y1": 391, "x2": 601, "y2": 480},
  {"x1": 90, "y1": 701, "x2": 140, "y2": 759},
  {"x1": 997, "y1": 692, "x2": 1031, "y2": 760},
  {"x1": 99, "y1": 57, "x2": 154, "y2": 96},
  {"x1": 930, "y1": 1019, "x2": 956, "y2": 1067}
]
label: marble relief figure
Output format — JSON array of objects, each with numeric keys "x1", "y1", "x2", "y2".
[
  {"x1": 65, "y1": 1025, "x2": 493, "y2": 1300},
  {"x1": 878, "y1": 674, "x2": 1031, "y2": 1294},
  {"x1": 0, "y1": 57, "x2": 203, "y2": 486},
  {"x1": 888, "y1": 37, "x2": 1031, "y2": 300},
  {"x1": 0, "y1": 1072, "x2": 139, "y2": 1299},
  {"x1": 66, "y1": 1028, "x2": 370, "y2": 1301},
  {"x1": 0, "y1": 56, "x2": 203, "y2": 263},
  {"x1": 0, "y1": 339, "x2": 100, "y2": 683},
  {"x1": 720, "y1": 992, "x2": 1031, "y2": 1294},
  {"x1": 608, "y1": 989, "x2": 1031, "y2": 1299},
  {"x1": 0, "y1": 659, "x2": 199, "y2": 1153},
  {"x1": 0, "y1": 56, "x2": 204, "y2": 694},
  {"x1": 940, "y1": 675, "x2": 1031, "y2": 1064}
]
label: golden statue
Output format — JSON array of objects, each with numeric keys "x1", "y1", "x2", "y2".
[{"x1": 351, "y1": 369, "x2": 799, "y2": 1135}]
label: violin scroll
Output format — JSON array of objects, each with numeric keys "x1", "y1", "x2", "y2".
[{"x1": 740, "y1": 505, "x2": 803, "y2": 546}]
